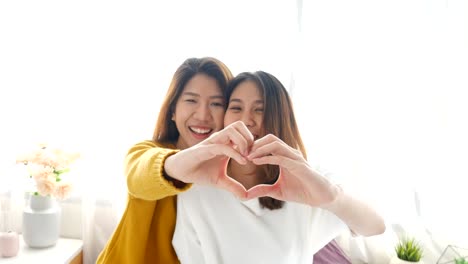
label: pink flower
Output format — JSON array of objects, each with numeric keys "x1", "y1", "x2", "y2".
[
  {"x1": 29, "y1": 164, "x2": 54, "y2": 181},
  {"x1": 17, "y1": 144, "x2": 79, "y2": 200},
  {"x1": 36, "y1": 178, "x2": 56, "y2": 196},
  {"x1": 54, "y1": 183, "x2": 72, "y2": 200}
]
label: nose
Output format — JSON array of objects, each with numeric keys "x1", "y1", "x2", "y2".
[
  {"x1": 241, "y1": 111, "x2": 255, "y2": 128},
  {"x1": 193, "y1": 103, "x2": 211, "y2": 121}
]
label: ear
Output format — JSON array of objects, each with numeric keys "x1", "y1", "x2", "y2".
[{"x1": 171, "y1": 111, "x2": 175, "y2": 121}]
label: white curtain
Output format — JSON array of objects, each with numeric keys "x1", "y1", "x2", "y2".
[
  {"x1": 1, "y1": 0, "x2": 466, "y2": 263},
  {"x1": 292, "y1": 0, "x2": 468, "y2": 263}
]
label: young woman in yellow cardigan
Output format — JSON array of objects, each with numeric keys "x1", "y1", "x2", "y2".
[{"x1": 97, "y1": 56, "x2": 235, "y2": 263}]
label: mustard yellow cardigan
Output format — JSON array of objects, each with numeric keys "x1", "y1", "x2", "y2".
[{"x1": 96, "y1": 141, "x2": 190, "y2": 264}]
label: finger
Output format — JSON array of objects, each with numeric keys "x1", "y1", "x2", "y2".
[
  {"x1": 249, "y1": 134, "x2": 291, "y2": 156},
  {"x1": 248, "y1": 142, "x2": 301, "y2": 162},
  {"x1": 214, "y1": 156, "x2": 248, "y2": 198},
  {"x1": 197, "y1": 144, "x2": 246, "y2": 164},
  {"x1": 218, "y1": 177, "x2": 248, "y2": 200},
  {"x1": 249, "y1": 134, "x2": 278, "y2": 152},
  {"x1": 207, "y1": 123, "x2": 254, "y2": 156},
  {"x1": 205, "y1": 129, "x2": 235, "y2": 145},
  {"x1": 231, "y1": 121, "x2": 255, "y2": 142},
  {"x1": 227, "y1": 122, "x2": 255, "y2": 155},
  {"x1": 251, "y1": 155, "x2": 298, "y2": 170},
  {"x1": 246, "y1": 184, "x2": 277, "y2": 200},
  {"x1": 225, "y1": 130, "x2": 251, "y2": 156}
]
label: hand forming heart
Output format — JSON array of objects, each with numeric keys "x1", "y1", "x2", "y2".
[{"x1": 164, "y1": 121, "x2": 337, "y2": 206}]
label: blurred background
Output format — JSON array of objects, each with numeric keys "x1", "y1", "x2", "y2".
[{"x1": 1, "y1": 0, "x2": 467, "y2": 263}]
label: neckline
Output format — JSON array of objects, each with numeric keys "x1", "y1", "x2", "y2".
[{"x1": 239, "y1": 197, "x2": 266, "y2": 216}]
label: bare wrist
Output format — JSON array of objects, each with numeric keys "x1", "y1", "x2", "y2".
[
  {"x1": 320, "y1": 184, "x2": 343, "y2": 211},
  {"x1": 163, "y1": 153, "x2": 187, "y2": 188}
]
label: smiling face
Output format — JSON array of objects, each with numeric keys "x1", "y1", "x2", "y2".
[
  {"x1": 224, "y1": 80, "x2": 264, "y2": 139},
  {"x1": 172, "y1": 73, "x2": 226, "y2": 149},
  {"x1": 223, "y1": 71, "x2": 306, "y2": 210}
]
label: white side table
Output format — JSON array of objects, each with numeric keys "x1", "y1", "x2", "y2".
[{"x1": 0, "y1": 235, "x2": 83, "y2": 264}]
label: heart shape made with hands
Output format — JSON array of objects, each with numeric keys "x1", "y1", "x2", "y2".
[
  {"x1": 199, "y1": 125, "x2": 287, "y2": 200},
  {"x1": 220, "y1": 154, "x2": 281, "y2": 200}
]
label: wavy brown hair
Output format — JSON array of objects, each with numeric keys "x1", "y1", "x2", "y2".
[
  {"x1": 226, "y1": 71, "x2": 307, "y2": 210},
  {"x1": 153, "y1": 57, "x2": 233, "y2": 144}
]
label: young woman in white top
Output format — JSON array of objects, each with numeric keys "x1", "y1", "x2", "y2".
[{"x1": 165, "y1": 71, "x2": 386, "y2": 263}]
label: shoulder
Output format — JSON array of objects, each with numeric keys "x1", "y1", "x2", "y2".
[
  {"x1": 131, "y1": 140, "x2": 174, "y2": 150},
  {"x1": 126, "y1": 140, "x2": 179, "y2": 157},
  {"x1": 177, "y1": 185, "x2": 230, "y2": 208},
  {"x1": 178, "y1": 185, "x2": 216, "y2": 199}
]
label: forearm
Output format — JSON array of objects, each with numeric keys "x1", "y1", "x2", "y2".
[
  {"x1": 125, "y1": 141, "x2": 190, "y2": 200},
  {"x1": 322, "y1": 185, "x2": 386, "y2": 236}
]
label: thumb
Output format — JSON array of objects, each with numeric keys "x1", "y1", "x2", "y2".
[
  {"x1": 215, "y1": 157, "x2": 248, "y2": 199},
  {"x1": 246, "y1": 184, "x2": 276, "y2": 200},
  {"x1": 218, "y1": 177, "x2": 248, "y2": 200}
]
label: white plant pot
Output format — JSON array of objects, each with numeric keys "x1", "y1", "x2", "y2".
[
  {"x1": 389, "y1": 255, "x2": 424, "y2": 264},
  {"x1": 22, "y1": 194, "x2": 61, "y2": 248}
]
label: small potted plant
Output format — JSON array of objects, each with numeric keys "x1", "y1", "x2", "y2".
[
  {"x1": 389, "y1": 237, "x2": 424, "y2": 264},
  {"x1": 454, "y1": 257, "x2": 468, "y2": 264},
  {"x1": 436, "y1": 244, "x2": 468, "y2": 264}
]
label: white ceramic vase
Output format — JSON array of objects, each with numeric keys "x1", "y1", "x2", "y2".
[
  {"x1": 389, "y1": 256, "x2": 424, "y2": 264},
  {"x1": 22, "y1": 194, "x2": 61, "y2": 248}
]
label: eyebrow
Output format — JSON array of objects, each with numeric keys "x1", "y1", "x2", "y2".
[{"x1": 183, "y1": 92, "x2": 224, "y2": 100}]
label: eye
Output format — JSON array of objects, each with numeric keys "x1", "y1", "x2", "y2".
[
  {"x1": 211, "y1": 102, "x2": 225, "y2": 107},
  {"x1": 185, "y1": 99, "x2": 196, "y2": 103},
  {"x1": 228, "y1": 106, "x2": 242, "y2": 112},
  {"x1": 255, "y1": 108, "x2": 264, "y2": 113}
]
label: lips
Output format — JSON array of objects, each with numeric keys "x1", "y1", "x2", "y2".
[
  {"x1": 189, "y1": 126, "x2": 214, "y2": 140},
  {"x1": 189, "y1": 126, "x2": 212, "y2": 135}
]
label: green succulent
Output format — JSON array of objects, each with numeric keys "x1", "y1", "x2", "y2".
[
  {"x1": 455, "y1": 258, "x2": 468, "y2": 264},
  {"x1": 395, "y1": 237, "x2": 423, "y2": 262}
]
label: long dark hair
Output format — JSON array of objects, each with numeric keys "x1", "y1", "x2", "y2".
[
  {"x1": 153, "y1": 57, "x2": 233, "y2": 144},
  {"x1": 226, "y1": 71, "x2": 307, "y2": 210}
]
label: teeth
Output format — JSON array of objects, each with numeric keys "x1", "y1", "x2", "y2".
[{"x1": 191, "y1": 127, "x2": 211, "y2": 134}]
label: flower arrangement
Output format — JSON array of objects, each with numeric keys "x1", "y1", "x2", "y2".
[{"x1": 16, "y1": 144, "x2": 80, "y2": 200}]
